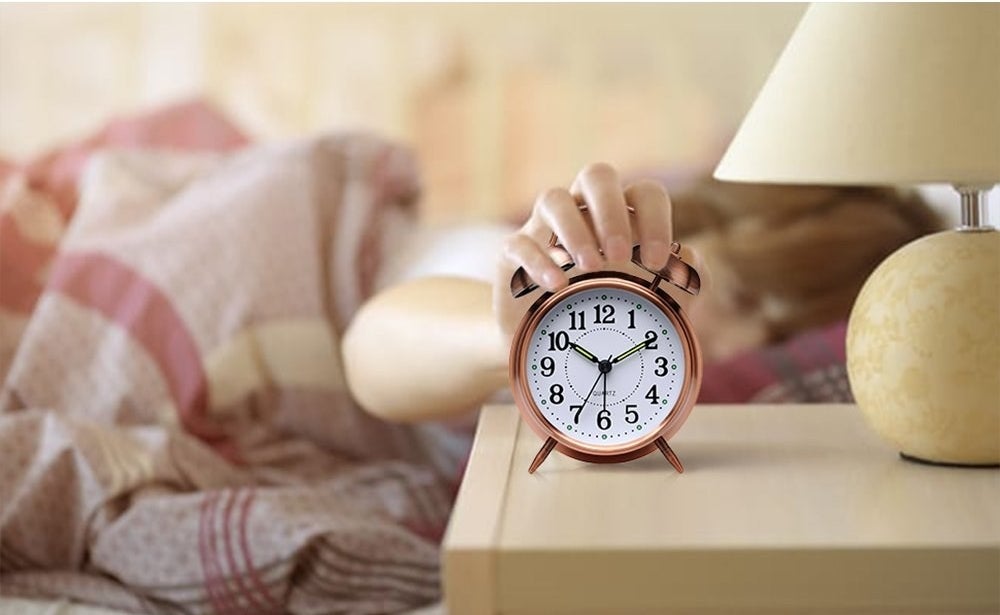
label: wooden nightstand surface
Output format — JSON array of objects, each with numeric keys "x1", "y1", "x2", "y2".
[{"x1": 443, "y1": 404, "x2": 1000, "y2": 614}]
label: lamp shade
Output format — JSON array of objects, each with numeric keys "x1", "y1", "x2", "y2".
[{"x1": 715, "y1": 3, "x2": 1000, "y2": 185}]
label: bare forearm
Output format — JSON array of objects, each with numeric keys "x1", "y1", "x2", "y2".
[
  {"x1": 342, "y1": 277, "x2": 509, "y2": 422},
  {"x1": 345, "y1": 164, "x2": 693, "y2": 423}
]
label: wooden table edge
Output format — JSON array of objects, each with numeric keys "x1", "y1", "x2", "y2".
[{"x1": 442, "y1": 405, "x2": 521, "y2": 615}]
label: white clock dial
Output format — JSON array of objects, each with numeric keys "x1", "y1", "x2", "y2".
[{"x1": 526, "y1": 285, "x2": 686, "y2": 447}]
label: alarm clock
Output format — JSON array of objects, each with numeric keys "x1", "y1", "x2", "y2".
[{"x1": 508, "y1": 220, "x2": 702, "y2": 474}]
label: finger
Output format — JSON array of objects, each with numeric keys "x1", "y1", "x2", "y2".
[
  {"x1": 520, "y1": 210, "x2": 553, "y2": 246},
  {"x1": 570, "y1": 163, "x2": 632, "y2": 264},
  {"x1": 535, "y1": 187, "x2": 603, "y2": 271},
  {"x1": 501, "y1": 233, "x2": 567, "y2": 292},
  {"x1": 625, "y1": 179, "x2": 673, "y2": 271}
]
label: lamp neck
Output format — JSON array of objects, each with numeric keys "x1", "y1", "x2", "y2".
[{"x1": 954, "y1": 185, "x2": 995, "y2": 232}]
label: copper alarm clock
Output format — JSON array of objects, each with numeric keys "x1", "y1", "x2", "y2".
[{"x1": 508, "y1": 217, "x2": 702, "y2": 474}]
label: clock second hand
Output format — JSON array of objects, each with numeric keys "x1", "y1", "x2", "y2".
[
  {"x1": 576, "y1": 355, "x2": 612, "y2": 424},
  {"x1": 577, "y1": 372, "x2": 603, "y2": 423}
]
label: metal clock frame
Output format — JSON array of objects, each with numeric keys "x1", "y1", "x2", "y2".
[{"x1": 509, "y1": 269, "x2": 702, "y2": 474}]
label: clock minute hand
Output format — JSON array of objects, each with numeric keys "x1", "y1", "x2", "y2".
[
  {"x1": 612, "y1": 334, "x2": 658, "y2": 364},
  {"x1": 601, "y1": 370, "x2": 608, "y2": 414},
  {"x1": 569, "y1": 342, "x2": 599, "y2": 364}
]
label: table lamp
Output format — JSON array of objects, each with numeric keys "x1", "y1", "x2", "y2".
[{"x1": 715, "y1": 3, "x2": 999, "y2": 466}]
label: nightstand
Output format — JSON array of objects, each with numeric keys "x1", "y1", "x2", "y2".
[{"x1": 443, "y1": 404, "x2": 1000, "y2": 614}]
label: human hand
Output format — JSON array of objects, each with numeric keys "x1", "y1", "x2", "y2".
[{"x1": 493, "y1": 162, "x2": 681, "y2": 339}]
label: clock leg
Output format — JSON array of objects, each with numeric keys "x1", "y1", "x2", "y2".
[
  {"x1": 655, "y1": 437, "x2": 684, "y2": 473},
  {"x1": 529, "y1": 437, "x2": 557, "y2": 474}
]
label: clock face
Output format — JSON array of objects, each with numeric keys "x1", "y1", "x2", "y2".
[{"x1": 524, "y1": 283, "x2": 687, "y2": 448}]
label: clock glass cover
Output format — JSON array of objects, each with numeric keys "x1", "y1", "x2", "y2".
[{"x1": 525, "y1": 285, "x2": 686, "y2": 447}]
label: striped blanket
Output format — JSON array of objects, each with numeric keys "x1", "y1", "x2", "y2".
[{"x1": 0, "y1": 105, "x2": 467, "y2": 614}]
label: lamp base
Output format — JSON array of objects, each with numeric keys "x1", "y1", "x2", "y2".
[
  {"x1": 847, "y1": 228, "x2": 1000, "y2": 466},
  {"x1": 899, "y1": 452, "x2": 999, "y2": 469}
]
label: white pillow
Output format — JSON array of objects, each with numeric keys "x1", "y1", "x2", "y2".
[{"x1": 377, "y1": 222, "x2": 515, "y2": 288}]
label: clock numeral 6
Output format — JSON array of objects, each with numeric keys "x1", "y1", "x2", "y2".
[
  {"x1": 549, "y1": 384, "x2": 565, "y2": 404},
  {"x1": 625, "y1": 404, "x2": 639, "y2": 424},
  {"x1": 597, "y1": 409, "x2": 611, "y2": 431}
]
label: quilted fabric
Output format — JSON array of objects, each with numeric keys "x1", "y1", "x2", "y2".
[{"x1": 0, "y1": 105, "x2": 466, "y2": 614}]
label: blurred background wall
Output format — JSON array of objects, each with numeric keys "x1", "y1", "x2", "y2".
[{"x1": 0, "y1": 3, "x2": 805, "y2": 223}]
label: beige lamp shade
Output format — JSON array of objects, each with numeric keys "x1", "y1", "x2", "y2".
[{"x1": 715, "y1": 3, "x2": 1000, "y2": 185}]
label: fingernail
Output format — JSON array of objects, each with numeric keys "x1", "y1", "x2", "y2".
[
  {"x1": 542, "y1": 269, "x2": 564, "y2": 289},
  {"x1": 606, "y1": 235, "x2": 630, "y2": 263},
  {"x1": 576, "y1": 247, "x2": 603, "y2": 271},
  {"x1": 643, "y1": 240, "x2": 669, "y2": 271}
]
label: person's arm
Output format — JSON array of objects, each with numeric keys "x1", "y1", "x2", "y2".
[
  {"x1": 343, "y1": 163, "x2": 686, "y2": 422},
  {"x1": 342, "y1": 276, "x2": 508, "y2": 422}
]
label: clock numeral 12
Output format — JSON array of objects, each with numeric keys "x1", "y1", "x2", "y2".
[{"x1": 593, "y1": 304, "x2": 615, "y2": 324}]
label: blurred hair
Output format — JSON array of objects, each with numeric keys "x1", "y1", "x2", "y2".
[{"x1": 671, "y1": 178, "x2": 943, "y2": 343}]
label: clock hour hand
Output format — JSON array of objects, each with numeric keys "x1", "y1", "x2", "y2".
[
  {"x1": 569, "y1": 342, "x2": 599, "y2": 364},
  {"x1": 611, "y1": 333, "x2": 658, "y2": 364}
]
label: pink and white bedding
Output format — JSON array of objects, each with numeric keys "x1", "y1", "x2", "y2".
[
  {"x1": 0, "y1": 100, "x2": 858, "y2": 615},
  {"x1": 0, "y1": 104, "x2": 467, "y2": 614}
]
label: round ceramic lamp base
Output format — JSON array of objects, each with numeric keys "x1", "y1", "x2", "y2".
[
  {"x1": 899, "y1": 453, "x2": 998, "y2": 469},
  {"x1": 847, "y1": 229, "x2": 1000, "y2": 466}
]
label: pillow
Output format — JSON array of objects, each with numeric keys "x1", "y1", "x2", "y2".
[{"x1": 376, "y1": 222, "x2": 514, "y2": 288}]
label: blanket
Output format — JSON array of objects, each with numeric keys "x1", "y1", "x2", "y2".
[{"x1": 1, "y1": 107, "x2": 467, "y2": 614}]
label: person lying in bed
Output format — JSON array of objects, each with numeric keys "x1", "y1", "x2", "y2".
[
  {"x1": 343, "y1": 162, "x2": 940, "y2": 421},
  {"x1": 0, "y1": 116, "x2": 939, "y2": 613}
]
